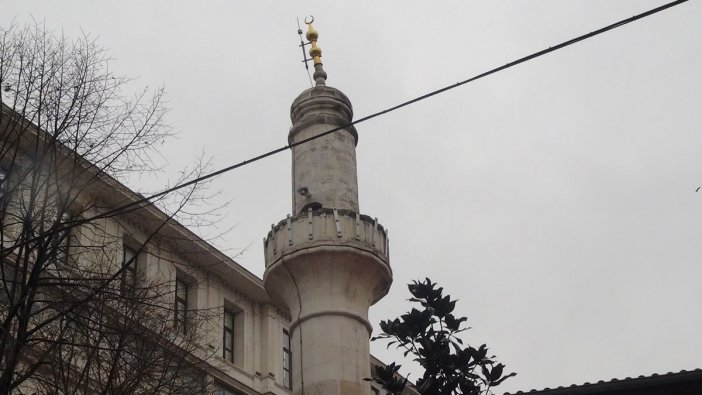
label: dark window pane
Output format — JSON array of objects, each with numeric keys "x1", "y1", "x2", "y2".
[
  {"x1": 223, "y1": 308, "x2": 235, "y2": 362},
  {"x1": 176, "y1": 279, "x2": 187, "y2": 299},
  {"x1": 121, "y1": 246, "x2": 138, "y2": 295},
  {"x1": 283, "y1": 329, "x2": 292, "y2": 389},
  {"x1": 174, "y1": 278, "x2": 188, "y2": 334},
  {"x1": 0, "y1": 168, "x2": 9, "y2": 215},
  {"x1": 123, "y1": 246, "x2": 136, "y2": 267}
]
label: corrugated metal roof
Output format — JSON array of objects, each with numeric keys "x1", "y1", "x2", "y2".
[{"x1": 504, "y1": 369, "x2": 702, "y2": 395}]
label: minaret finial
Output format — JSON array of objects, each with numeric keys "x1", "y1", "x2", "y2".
[{"x1": 304, "y1": 16, "x2": 327, "y2": 86}]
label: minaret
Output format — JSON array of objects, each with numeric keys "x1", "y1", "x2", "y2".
[{"x1": 263, "y1": 18, "x2": 392, "y2": 395}]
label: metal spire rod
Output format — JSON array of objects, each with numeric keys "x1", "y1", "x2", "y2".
[{"x1": 297, "y1": 17, "x2": 313, "y2": 86}]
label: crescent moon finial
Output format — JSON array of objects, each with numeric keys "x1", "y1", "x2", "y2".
[{"x1": 302, "y1": 15, "x2": 327, "y2": 86}]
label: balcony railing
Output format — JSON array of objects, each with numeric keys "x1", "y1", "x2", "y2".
[{"x1": 264, "y1": 208, "x2": 389, "y2": 269}]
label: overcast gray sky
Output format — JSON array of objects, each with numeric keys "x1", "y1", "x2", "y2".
[{"x1": 3, "y1": 1, "x2": 701, "y2": 393}]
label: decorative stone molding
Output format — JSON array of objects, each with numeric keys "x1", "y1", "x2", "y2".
[
  {"x1": 288, "y1": 85, "x2": 358, "y2": 145},
  {"x1": 263, "y1": 208, "x2": 389, "y2": 269},
  {"x1": 290, "y1": 86, "x2": 353, "y2": 123}
]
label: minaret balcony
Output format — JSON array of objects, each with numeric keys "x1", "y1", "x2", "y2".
[{"x1": 263, "y1": 208, "x2": 390, "y2": 270}]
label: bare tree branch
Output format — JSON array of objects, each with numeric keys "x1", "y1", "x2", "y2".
[{"x1": 0, "y1": 22, "x2": 220, "y2": 394}]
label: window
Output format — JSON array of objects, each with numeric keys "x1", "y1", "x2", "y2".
[
  {"x1": 174, "y1": 277, "x2": 188, "y2": 334},
  {"x1": 121, "y1": 246, "x2": 137, "y2": 295},
  {"x1": 64, "y1": 310, "x2": 87, "y2": 345},
  {"x1": 282, "y1": 329, "x2": 292, "y2": 390},
  {"x1": 223, "y1": 308, "x2": 235, "y2": 362},
  {"x1": 52, "y1": 212, "x2": 72, "y2": 268},
  {"x1": 214, "y1": 383, "x2": 243, "y2": 395},
  {"x1": 0, "y1": 168, "x2": 6, "y2": 198},
  {"x1": 0, "y1": 168, "x2": 9, "y2": 214},
  {"x1": 59, "y1": 213, "x2": 72, "y2": 261}
]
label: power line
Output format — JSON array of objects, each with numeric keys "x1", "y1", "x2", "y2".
[
  {"x1": 3, "y1": 0, "x2": 689, "y2": 250},
  {"x1": 105, "y1": 0, "x2": 689, "y2": 218}
]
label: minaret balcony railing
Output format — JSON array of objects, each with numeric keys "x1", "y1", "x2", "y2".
[{"x1": 263, "y1": 208, "x2": 389, "y2": 269}]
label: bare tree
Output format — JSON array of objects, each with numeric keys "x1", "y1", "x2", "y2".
[{"x1": 0, "y1": 23, "x2": 217, "y2": 394}]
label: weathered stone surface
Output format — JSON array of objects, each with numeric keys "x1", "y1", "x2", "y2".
[
  {"x1": 264, "y1": 84, "x2": 393, "y2": 395},
  {"x1": 289, "y1": 85, "x2": 359, "y2": 215}
]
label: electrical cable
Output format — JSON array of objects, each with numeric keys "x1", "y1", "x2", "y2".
[{"x1": 1, "y1": 0, "x2": 689, "y2": 253}]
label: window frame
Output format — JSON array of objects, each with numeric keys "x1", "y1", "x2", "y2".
[
  {"x1": 59, "y1": 213, "x2": 72, "y2": 264},
  {"x1": 282, "y1": 328, "x2": 292, "y2": 390},
  {"x1": 50, "y1": 212, "x2": 72, "y2": 269},
  {"x1": 223, "y1": 308, "x2": 235, "y2": 363},
  {"x1": 214, "y1": 383, "x2": 243, "y2": 395},
  {"x1": 0, "y1": 167, "x2": 7, "y2": 195},
  {"x1": 121, "y1": 245, "x2": 138, "y2": 295},
  {"x1": 0, "y1": 167, "x2": 9, "y2": 214},
  {"x1": 174, "y1": 277, "x2": 188, "y2": 334}
]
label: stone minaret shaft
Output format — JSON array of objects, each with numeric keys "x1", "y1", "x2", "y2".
[
  {"x1": 289, "y1": 84, "x2": 358, "y2": 215},
  {"x1": 263, "y1": 19, "x2": 392, "y2": 395}
]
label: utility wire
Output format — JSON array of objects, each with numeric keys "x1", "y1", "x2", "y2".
[
  {"x1": 3, "y1": 0, "x2": 689, "y2": 250},
  {"x1": 99, "y1": 0, "x2": 689, "y2": 219}
]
